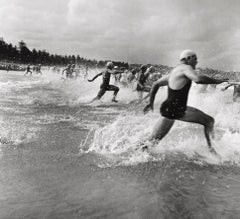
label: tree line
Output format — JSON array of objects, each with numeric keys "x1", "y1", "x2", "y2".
[{"x1": 0, "y1": 37, "x2": 129, "y2": 68}]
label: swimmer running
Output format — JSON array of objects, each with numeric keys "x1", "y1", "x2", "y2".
[
  {"x1": 88, "y1": 62, "x2": 124, "y2": 103},
  {"x1": 24, "y1": 64, "x2": 32, "y2": 76},
  {"x1": 143, "y1": 50, "x2": 228, "y2": 154},
  {"x1": 136, "y1": 65, "x2": 155, "y2": 102}
]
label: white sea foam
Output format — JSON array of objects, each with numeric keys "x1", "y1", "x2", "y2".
[
  {"x1": 87, "y1": 83, "x2": 240, "y2": 167},
  {"x1": 1, "y1": 70, "x2": 240, "y2": 166}
]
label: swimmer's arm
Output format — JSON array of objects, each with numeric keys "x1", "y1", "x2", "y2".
[
  {"x1": 196, "y1": 76, "x2": 228, "y2": 84},
  {"x1": 228, "y1": 81, "x2": 240, "y2": 86},
  {"x1": 221, "y1": 83, "x2": 233, "y2": 91},
  {"x1": 143, "y1": 75, "x2": 169, "y2": 114},
  {"x1": 184, "y1": 67, "x2": 228, "y2": 84},
  {"x1": 222, "y1": 82, "x2": 240, "y2": 91},
  {"x1": 88, "y1": 72, "x2": 103, "y2": 82},
  {"x1": 111, "y1": 70, "x2": 124, "y2": 75},
  {"x1": 150, "y1": 75, "x2": 169, "y2": 103}
]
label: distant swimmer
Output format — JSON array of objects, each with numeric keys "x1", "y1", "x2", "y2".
[
  {"x1": 85, "y1": 66, "x2": 89, "y2": 78},
  {"x1": 71, "y1": 64, "x2": 76, "y2": 77},
  {"x1": 135, "y1": 65, "x2": 154, "y2": 101},
  {"x1": 62, "y1": 64, "x2": 73, "y2": 79},
  {"x1": 119, "y1": 68, "x2": 129, "y2": 87},
  {"x1": 24, "y1": 64, "x2": 32, "y2": 76},
  {"x1": 88, "y1": 62, "x2": 123, "y2": 103},
  {"x1": 127, "y1": 68, "x2": 137, "y2": 84},
  {"x1": 143, "y1": 50, "x2": 228, "y2": 153},
  {"x1": 113, "y1": 66, "x2": 122, "y2": 84},
  {"x1": 6, "y1": 64, "x2": 11, "y2": 72},
  {"x1": 36, "y1": 64, "x2": 42, "y2": 75}
]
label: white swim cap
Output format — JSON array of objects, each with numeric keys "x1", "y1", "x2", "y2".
[
  {"x1": 106, "y1": 62, "x2": 114, "y2": 68},
  {"x1": 179, "y1": 50, "x2": 197, "y2": 60}
]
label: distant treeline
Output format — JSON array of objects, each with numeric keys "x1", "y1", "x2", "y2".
[
  {"x1": 1, "y1": 37, "x2": 238, "y2": 78},
  {"x1": 0, "y1": 37, "x2": 129, "y2": 68}
]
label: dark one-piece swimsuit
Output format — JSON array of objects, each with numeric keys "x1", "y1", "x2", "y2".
[{"x1": 160, "y1": 80, "x2": 192, "y2": 119}]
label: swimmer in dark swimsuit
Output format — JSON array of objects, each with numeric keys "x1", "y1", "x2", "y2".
[
  {"x1": 143, "y1": 50, "x2": 228, "y2": 153},
  {"x1": 24, "y1": 64, "x2": 32, "y2": 76},
  {"x1": 136, "y1": 65, "x2": 154, "y2": 101},
  {"x1": 36, "y1": 64, "x2": 42, "y2": 75},
  {"x1": 88, "y1": 62, "x2": 123, "y2": 102},
  {"x1": 160, "y1": 80, "x2": 192, "y2": 119},
  {"x1": 62, "y1": 64, "x2": 73, "y2": 79}
]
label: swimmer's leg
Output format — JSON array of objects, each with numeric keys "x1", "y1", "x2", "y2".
[
  {"x1": 142, "y1": 117, "x2": 174, "y2": 151},
  {"x1": 178, "y1": 106, "x2": 215, "y2": 153},
  {"x1": 108, "y1": 85, "x2": 119, "y2": 102},
  {"x1": 137, "y1": 87, "x2": 150, "y2": 102},
  {"x1": 142, "y1": 93, "x2": 150, "y2": 101},
  {"x1": 151, "y1": 117, "x2": 175, "y2": 140},
  {"x1": 90, "y1": 88, "x2": 106, "y2": 103}
]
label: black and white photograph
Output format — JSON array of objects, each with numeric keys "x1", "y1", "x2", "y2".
[{"x1": 1, "y1": 0, "x2": 240, "y2": 218}]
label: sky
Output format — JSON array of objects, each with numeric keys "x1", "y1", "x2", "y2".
[{"x1": 1, "y1": 0, "x2": 240, "y2": 70}]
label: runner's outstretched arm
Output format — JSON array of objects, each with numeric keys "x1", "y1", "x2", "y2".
[
  {"x1": 184, "y1": 67, "x2": 229, "y2": 84},
  {"x1": 112, "y1": 70, "x2": 124, "y2": 75},
  {"x1": 222, "y1": 81, "x2": 240, "y2": 91},
  {"x1": 228, "y1": 81, "x2": 240, "y2": 85},
  {"x1": 196, "y1": 75, "x2": 228, "y2": 84},
  {"x1": 88, "y1": 72, "x2": 103, "y2": 82},
  {"x1": 221, "y1": 83, "x2": 234, "y2": 91},
  {"x1": 143, "y1": 74, "x2": 169, "y2": 114}
]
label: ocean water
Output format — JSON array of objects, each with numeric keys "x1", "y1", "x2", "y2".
[{"x1": 1, "y1": 69, "x2": 240, "y2": 219}]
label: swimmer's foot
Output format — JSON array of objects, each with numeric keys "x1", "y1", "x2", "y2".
[
  {"x1": 112, "y1": 99, "x2": 118, "y2": 103},
  {"x1": 209, "y1": 146, "x2": 221, "y2": 159},
  {"x1": 209, "y1": 146, "x2": 217, "y2": 154}
]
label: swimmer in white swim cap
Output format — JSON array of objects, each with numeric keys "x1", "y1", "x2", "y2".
[
  {"x1": 143, "y1": 50, "x2": 229, "y2": 154},
  {"x1": 179, "y1": 49, "x2": 197, "y2": 61}
]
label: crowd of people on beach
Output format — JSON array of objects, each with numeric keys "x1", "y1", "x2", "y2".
[
  {"x1": 3, "y1": 53, "x2": 240, "y2": 108},
  {"x1": 0, "y1": 63, "x2": 25, "y2": 71},
  {"x1": 2, "y1": 50, "x2": 240, "y2": 154},
  {"x1": 85, "y1": 50, "x2": 240, "y2": 155}
]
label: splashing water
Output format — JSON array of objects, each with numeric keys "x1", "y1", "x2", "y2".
[
  {"x1": 87, "y1": 83, "x2": 240, "y2": 167},
  {"x1": 1, "y1": 70, "x2": 240, "y2": 166},
  {"x1": 2, "y1": 69, "x2": 240, "y2": 218}
]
